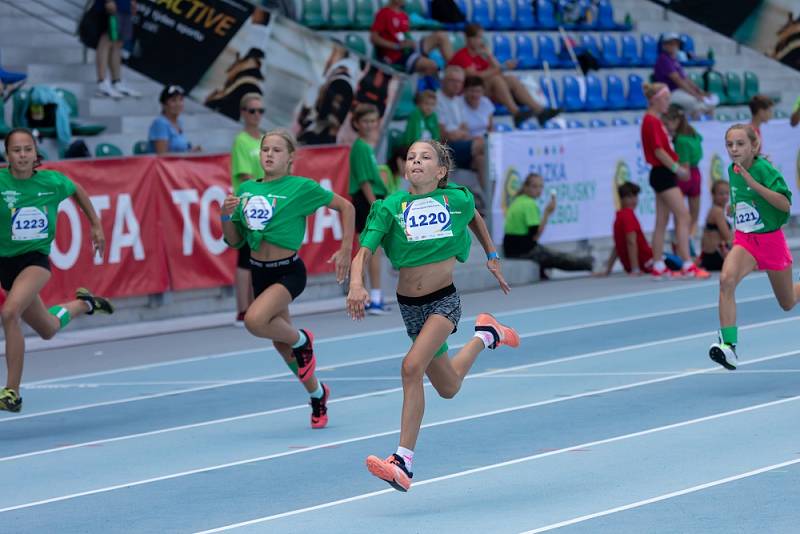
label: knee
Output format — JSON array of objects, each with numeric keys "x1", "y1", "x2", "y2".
[
  {"x1": 0, "y1": 305, "x2": 22, "y2": 327},
  {"x1": 435, "y1": 383, "x2": 460, "y2": 399},
  {"x1": 39, "y1": 327, "x2": 56, "y2": 341},
  {"x1": 243, "y1": 310, "x2": 263, "y2": 336},
  {"x1": 718, "y1": 271, "x2": 737, "y2": 294},
  {"x1": 401, "y1": 358, "x2": 425, "y2": 383},
  {"x1": 779, "y1": 298, "x2": 795, "y2": 312}
]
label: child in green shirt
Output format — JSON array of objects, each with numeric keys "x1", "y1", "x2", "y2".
[
  {"x1": 665, "y1": 104, "x2": 703, "y2": 242},
  {"x1": 402, "y1": 90, "x2": 441, "y2": 147}
]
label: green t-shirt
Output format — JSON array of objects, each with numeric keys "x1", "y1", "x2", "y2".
[
  {"x1": 359, "y1": 183, "x2": 475, "y2": 269},
  {"x1": 231, "y1": 175, "x2": 334, "y2": 251},
  {"x1": 674, "y1": 132, "x2": 703, "y2": 167},
  {"x1": 230, "y1": 131, "x2": 264, "y2": 194},
  {"x1": 0, "y1": 168, "x2": 76, "y2": 257},
  {"x1": 729, "y1": 157, "x2": 791, "y2": 234},
  {"x1": 349, "y1": 138, "x2": 387, "y2": 197},
  {"x1": 504, "y1": 195, "x2": 540, "y2": 236},
  {"x1": 402, "y1": 107, "x2": 441, "y2": 147}
]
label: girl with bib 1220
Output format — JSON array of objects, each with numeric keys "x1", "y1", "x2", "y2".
[
  {"x1": 1, "y1": 128, "x2": 114, "y2": 413},
  {"x1": 347, "y1": 140, "x2": 519, "y2": 492},
  {"x1": 222, "y1": 129, "x2": 355, "y2": 429},
  {"x1": 709, "y1": 124, "x2": 800, "y2": 370}
]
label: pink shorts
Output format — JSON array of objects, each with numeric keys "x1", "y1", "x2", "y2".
[
  {"x1": 678, "y1": 166, "x2": 701, "y2": 197},
  {"x1": 733, "y1": 229, "x2": 793, "y2": 271}
]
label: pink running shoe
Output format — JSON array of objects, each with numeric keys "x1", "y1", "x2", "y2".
[
  {"x1": 683, "y1": 264, "x2": 710, "y2": 279},
  {"x1": 292, "y1": 329, "x2": 316, "y2": 383},
  {"x1": 475, "y1": 313, "x2": 520, "y2": 349},
  {"x1": 310, "y1": 383, "x2": 330, "y2": 429},
  {"x1": 366, "y1": 454, "x2": 413, "y2": 492}
]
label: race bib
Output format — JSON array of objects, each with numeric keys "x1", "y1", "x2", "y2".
[
  {"x1": 402, "y1": 197, "x2": 453, "y2": 241},
  {"x1": 734, "y1": 201, "x2": 763, "y2": 233},
  {"x1": 243, "y1": 195, "x2": 274, "y2": 230},
  {"x1": 11, "y1": 206, "x2": 49, "y2": 241}
]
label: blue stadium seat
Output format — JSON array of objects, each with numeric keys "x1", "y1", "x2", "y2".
[
  {"x1": 518, "y1": 120, "x2": 539, "y2": 131},
  {"x1": 680, "y1": 33, "x2": 713, "y2": 67},
  {"x1": 567, "y1": 119, "x2": 585, "y2": 128},
  {"x1": 515, "y1": 0, "x2": 536, "y2": 29},
  {"x1": 544, "y1": 120, "x2": 563, "y2": 129},
  {"x1": 597, "y1": 0, "x2": 618, "y2": 30},
  {"x1": 605, "y1": 74, "x2": 626, "y2": 110},
  {"x1": 611, "y1": 117, "x2": 629, "y2": 126},
  {"x1": 537, "y1": 34, "x2": 560, "y2": 68},
  {"x1": 471, "y1": 0, "x2": 492, "y2": 28},
  {"x1": 492, "y1": 34, "x2": 513, "y2": 66},
  {"x1": 515, "y1": 34, "x2": 538, "y2": 69},
  {"x1": 444, "y1": 0, "x2": 469, "y2": 30},
  {"x1": 640, "y1": 33, "x2": 658, "y2": 66},
  {"x1": 562, "y1": 75, "x2": 584, "y2": 111},
  {"x1": 493, "y1": 122, "x2": 513, "y2": 132},
  {"x1": 540, "y1": 76, "x2": 561, "y2": 108},
  {"x1": 626, "y1": 73, "x2": 647, "y2": 109},
  {"x1": 537, "y1": 0, "x2": 557, "y2": 29},
  {"x1": 580, "y1": 34, "x2": 602, "y2": 63},
  {"x1": 620, "y1": 34, "x2": 639, "y2": 67},
  {"x1": 589, "y1": 118, "x2": 608, "y2": 128},
  {"x1": 557, "y1": 36, "x2": 577, "y2": 68},
  {"x1": 585, "y1": 73, "x2": 606, "y2": 111},
  {"x1": 494, "y1": 0, "x2": 515, "y2": 30},
  {"x1": 600, "y1": 34, "x2": 622, "y2": 67},
  {"x1": 494, "y1": 103, "x2": 511, "y2": 116}
]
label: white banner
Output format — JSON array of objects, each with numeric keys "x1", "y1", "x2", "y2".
[{"x1": 489, "y1": 119, "x2": 800, "y2": 244}]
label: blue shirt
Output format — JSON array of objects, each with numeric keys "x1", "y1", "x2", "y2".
[
  {"x1": 148, "y1": 115, "x2": 191, "y2": 154},
  {"x1": 93, "y1": 0, "x2": 132, "y2": 14}
]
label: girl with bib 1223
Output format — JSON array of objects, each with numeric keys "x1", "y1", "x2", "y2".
[
  {"x1": 709, "y1": 124, "x2": 800, "y2": 370},
  {"x1": 222, "y1": 129, "x2": 355, "y2": 429},
  {"x1": 1, "y1": 128, "x2": 114, "y2": 413},
  {"x1": 347, "y1": 140, "x2": 519, "y2": 492}
]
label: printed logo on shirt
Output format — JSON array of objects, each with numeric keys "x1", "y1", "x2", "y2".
[
  {"x1": 2, "y1": 190, "x2": 20, "y2": 208},
  {"x1": 37, "y1": 191, "x2": 55, "y2": 197},
  {"x1": 243, "y1": 195, "x2": 275, "y2": 230},
  {"x1": 401, "y1": 196, "x2": 453, "y2": 241}
]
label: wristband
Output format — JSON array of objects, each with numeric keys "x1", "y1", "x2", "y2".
[
  {"x1": 487, "y1": 251, "x2": 499, "y2": 261},
  {"x1": 670, "y1": 162, "x2": 679, "y2": 173},
  {"x1": 221, "y1": 214, "x2": 232, "y2": 222}
]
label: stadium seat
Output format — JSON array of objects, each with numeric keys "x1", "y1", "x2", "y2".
[
  {"x1": 557, "y1": 36, "x2": 577, "y2": 68},
  {"x1": 567, "y1": 119, "x2": 585, "y2": 128},
  {"x1": 518, "y1": 120, "x2": 538, "y2": 131},
  {"x1": 597, "y1": 0, "x2": 617, "y2": 30},
  {"x1": 0, "y1": 110, "x2": 11, "y2": 138},
  {"x1": 626, "y1": 74, "x2": 647, "y2": 109},
  {"x1": 640, "y1": 33, "x2": 658, "y2": 66},
  {"x1": 132, "y1": 140, "x2": 150, "y2": 154},
  {"x1": 736, "y1": 111, "x2": 751, "y2": 121},
  {"x1": 405, "y1": 0, "x2": 428, "y2": 17},
  {"x1": 301, "y1": 0, "x2": 326, "y2": 28},
  {"x1": 725, "y1": 71, "x2": 745, "y2": 105},
  {"x1": 515, "y1": 0, "x2": 536, "y2": 30},
  {"x1": 515, "y1": 34, "x2": 538, "y2": 69},
  {"x1": 537, "y1": 34, "x2": 560, "y2": 68},
  {"x1": 774, "y1": 109, "x2": 788, "y2": 119},
  {"x1": 493, "y1": 103, "x2": 511, "y2": 116},
  {"x1": 715, "y1": 111, "x2": 732, "y2": 122},
  {"x1": 620, "y1": 34, "x2": 639, "y2": 66},
  {"x1": 743, "y1": 71, "x2": 759, "y2": 100},
  {"x1": 606, "y1": 74, "x2": 626, "y2": 110},
  {"x1": 54, "y1": 88, "x2": 79, "y2": 118},
  {"x1": 562, "y1": 75, "x2": 584, "y2": 112},
  {"x1": 540, "y1": 76, "x2": 561, "y2": 108},
  {"x1": 95, "y1": 142, "x2": 123, "y2": 158},
  {"x1": 688, "y1": 71, "x2": 704, "y2": 91},
  {"x1": 589, "y1": 118, "x2": 608, "y2": 128},
  {"x1": 470, "y1": 0, "x2": 492, "y2": 28},
  {"x1": 393, "y1": 81, "x2": 415, "y2": 120},
  {"x1": 580, "y1": 35, "x2": 603, "y2": 64},
  {"x1": 544, "y1": 120, "x2": 563, "y2": 129},
  {"x1": 388, "y1": 128, "x2": 403, "y2": 152},
  {"x1": 345, "y1": 33, "x2": 368, "y2": 55},
  {"x1": 585, "y1": 74, "x2": 606, "y2": 111},
  {"x1": 705, "y1": 71, "x2": 726, "y2": 105},
  {"x1": 492, "y1": 34, "x2": 513, "y2": 66},
  {"x1": 537, "y1": 0, "x2": 557, "y2": 29},
  {"x1": 450, "y1": 32, "x2": 466, "y2": 52},
  {"x1": 611, "y1": 117, "x2": 629, "y2": 126},
  {"x1": 600, "y1": 34, "x2": 622, "y2": 67},
  {"x1": 328, "y1": 0, "x2": 351, "y2": 28},
  {"x1": 679, "y1": 33, "x2": 696, "y2": 64},
  {"x1": 353, "y1": 0, "x2": 375, "y2": 29},
  {"x1": 494, "y1": 122, "x2": 513, "y2": 132},
  {"x1": 494, "y1": 0, "x2": 514, "y2": 30}
]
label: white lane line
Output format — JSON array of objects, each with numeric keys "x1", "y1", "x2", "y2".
[
  {"x1": 519, "y1": 458, "x2": 800, "y2": 533},
  {"x1": 5, "y1": 294, "x2": 777, "y2": 423},
  {"x1": 3, "y1": 315, "x2": 798, "y2": 461},
  {"x1": 1, "y1": 347, "x2": 798, "y2": 513},
  {"x1": 23, "y1": 276, "x2": 749, "y2": 387},
  {"x1": 194, "y1": 393, "x2": 800, "y2": 533}
]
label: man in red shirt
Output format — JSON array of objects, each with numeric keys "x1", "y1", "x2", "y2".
[
  {"x1": 601, "y1": 182, "x2": 655, "y2": 275},
  {"x1": 370, "y1": 0, "x2": 452, "y2": 75},
  {"x1": 448, "y1": 24, "x2": 560, "y2": 127}
]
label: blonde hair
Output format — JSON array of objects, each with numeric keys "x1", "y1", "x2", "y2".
[
  {"x1": 239, "y1": 92, "x2": 262, "y2": 110},
  {"x1": 725, "y1": 123, "x2": 760, "y2": 153},
  {"x1": 351, "y1": 103, "x2": 379, "y2": 131},
  {"x1": 410, "y1": 139, "x2": 454, "y2": 188},
  {"x1": 642, "y1": 82, "x2": 668, "y2": 100},
  {"x1": 261, "y1": 128, "x2": 298, "y2": 173}
]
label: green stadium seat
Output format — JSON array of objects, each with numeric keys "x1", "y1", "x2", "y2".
[
  {"x1": 353, "y1": 0, "x2": 375, "y2": 29},
  {"x1": 95, "y1": 142, "x2": 123, "y2": 157},
  {"x1": 736, "y1": 111, "x2": 750, "y2": 121},
  {"x1": 725, "y1": 72, "x2": 745, "y2": 105},
  {"x1": 743, "y1": 71, "x2": 759, "y2": 101},
  {"x1": 715, "y1": 112, "x2": 732, "y2": 122},
  {"x1": 392, "y1": 81, "x2": 415, "y2": 120},
  {"x1": 328, "y1": 0, "x2": 351, "y2": 28},
  {"x1": 705, "y1": 71, "x2": 726, "y2": 106},
  {"x1": 450, "y1": 32, "x2": 465, "y2": 52},
  {"x1": 301, "y1": 0, "x2": 326, "y2": 28},
  {"x1": 71, "y1": 123, "x2": 106, "y2": 136},
  {"x1": 345, "y1": 33, "x2": 367, "y2": 55},
  {"x1": 55, "y1": 88, "x2": 79, "y2": 118},
  {"x1": 688, "y1": 72, "x2": 704, "y2": 91},
  {"x1": 774, "y1": 109, "x2": 788, "y2": 119},
  {"x1": 133, "y1": 140, "x2": 150, "y2": 155},
  {"x1": 0, "y1": 108, "x2": 10, "y2": 138},
  {"x1": 388, "y1": 127, "x2": 403, "y2": 152}
]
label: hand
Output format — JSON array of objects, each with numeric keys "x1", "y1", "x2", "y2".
[
  {"x1": 544, "y1": 196, "x2": 556, "y2": 216},
  {"x1": 675, "y1": 165, "x2": 689, "y2": 180},
  {"x1": 105, "y1": 0, "x2": 117, "y2": 14},
  {"x1": 346, "y1": 284, "x2": 370, "y2": 320},
  {"x1": 222, "y1": 195, "x2": 240, "y2": 216},
  {"x1": 327, "y1": 247, "x2": 352, "y2": 284},
  {"x1": 487, "y1": 258, "x2": 511, "y2": 294},
  {"x1": 91, "y1": 222, "x2": 106, "y2": 257},
  {"x1": 734, "y1": 164, "x2": 755, "y2": 185},
  {"x1": 400, "y1": 39, "x2": 416, "y2": 50}
]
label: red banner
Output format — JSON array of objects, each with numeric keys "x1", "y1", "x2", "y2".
[{"x1": 1, "y1": 146, "x2": 351, "y2": 304}]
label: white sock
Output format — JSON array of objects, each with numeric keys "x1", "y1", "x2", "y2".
[
  {"x1": 654, "y1": 260, "x2": 667, "y2": 271},
  {"x1": 370, "y1": 289, "x2": 382, "y2": 304},
  {"x1": 474, "y1": 330, "x2": 495, "y2": 349},
  {"x1": 291, "y1": 329, "x2": 307, "y2": 349},
  {"x1": 309, "y1": 383, "x2": 324, "y2": 399},
  {"x1": 395, "y1": 446, "x2": 414, "y2": 471},
  {"x1": 681, "y1": 261, "x2": 693, "y2": 272}
]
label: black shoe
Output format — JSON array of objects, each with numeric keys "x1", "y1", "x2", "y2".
[
  {"x1": 513, "y1": 109, "x2": 536, "y2": 127},
  {"x1": 536, "y1": 107, "x2": 562, "y2": 126},
  {"x1": 0, "y1": 387, "x2": 22, "y2": 413},
  {"x1": 310, "y1": 383, "x2": 330, "y2": 429},
  {"x1": 76, "y1": 288, "x2": 114, "y2": 315}
]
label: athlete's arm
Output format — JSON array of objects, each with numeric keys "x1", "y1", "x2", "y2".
[
  {"x1": 72, "y1": 183, "x2": 105, "y2": 256},
  {"x1": 347, "y1": 247, "x2": 373, "y2": 320},
  {"x1": 625, "y1": 231, "x2": 640, "y2": 273},
  {"x1": 221, "y1": 195, "x2": 244, "y2": 247},
  {"x1": 152, "y1": 139, "x2": 169, "y2": 155},
  {"x1": 737, "y1": 165, "x2": 790, "y2": 213},
  {"x1": 601, "y1": 248, "x2": 617, "y2": 276},
  {"x1": 469, "y1": 209, "x2": 510, "y2": 294},
  {"x1": 359, "y1": 181, "x2": 377, "y2": 204},
  {"x1": 712, "y1": 207, "x2": 732, "y2": 244},
  {"x1": 326, "y1": 193, "x2": 355, "y2": 284}
]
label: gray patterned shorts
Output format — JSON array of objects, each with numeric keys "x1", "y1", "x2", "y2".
[{"x1": 397, "y1": 284, "x2": 462, "y2": 339}]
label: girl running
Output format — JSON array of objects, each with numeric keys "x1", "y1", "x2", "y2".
[
  {"x1": 640, "y1": 83, "x2": 708, "y2": 279},
  {"x1": 222, "y1": 129, "x2": 355, "y2": 428},
  {"x1": 1, "y1": 128, "x2": 113, "y2": 413},
  {"x1": 664, "y1": 104, "x2": 703, "y2": 247},
  {"x1": 699, "y1": 180, "x2": 732, "y2": 272},
  {"x1": 710, "y1": 124, "x2": 800, "y2": 370},
  {"x1": 347, "y1": 140, "x2": 519, "y2": 492}
]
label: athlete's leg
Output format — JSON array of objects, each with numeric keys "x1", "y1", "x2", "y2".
[
  {"x1": 271, "y1": 308, "x2": 320, "y2": 394},
  {"x1": 719, "y1": 246, "x2": 757, "y2": 327},
  {"x1": 244, "y1": 283, "x2": 299, "y2": 345},
  {"x1": 425, "y1": 336, "x2": 484, "y2": 399},
  {"x1": 766, "y1": 265, "x2": 800, "y2": 312}
]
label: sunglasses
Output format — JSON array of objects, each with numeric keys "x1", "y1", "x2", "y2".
[{"x1": 244, "y1": 108, "x2": 265, "y2": 114}]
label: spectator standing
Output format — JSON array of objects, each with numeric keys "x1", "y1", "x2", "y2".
[
  {"x1": 93, "y1": 0, "x2": 141, "y2": 98},
  {"x1": 664, "y1": 104, "x2": 703, "y2": 244},
  {"x1": 148, "y1": 85, "x2": 202, "y2": 155}
]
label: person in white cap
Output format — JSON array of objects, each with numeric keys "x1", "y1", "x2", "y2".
[{"x1": 653, "y1": 32, "x2": 717, "y2": 116}]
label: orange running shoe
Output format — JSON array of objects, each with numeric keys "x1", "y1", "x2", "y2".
[
  {"x1": 310, "y1": 383, "x2": 330, "y2": 429},
  {"x1": 292, "y1": 329, "x2": 316, "y2": 383},
  {"x1": 683, "y1": 264, "x2": 710, "y2": 279},
  {"x1": 366, "y1": 454, "x2": 413, "y2": 492},
  {"x1": 475, "y1": 313, "x2": 520, "y2": 349}
]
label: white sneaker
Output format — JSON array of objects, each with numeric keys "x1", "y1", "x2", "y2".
[
  {"x1": 112, "y1": 81, "x2": 141, "y2": 98},
  {"x1": 709, "y1": 341, "x2": 738, "y2": 370},
  {"x1": 96, "y1": 79, "x2": 123, "y2": 99}
]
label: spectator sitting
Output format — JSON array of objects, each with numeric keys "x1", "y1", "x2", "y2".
[
  {"x1": 402, "y1": 90, "x2": 440, "y2": 146},
  {"x1": 370, "y1": 0, "x2": 453, "y2": 76},
  {"x1": 148, "y1": 85, "x2": 202, "y2": 154},
  {"x1": 448, "y1": 24, "x2": 560, "y2": 127},
  {"x1": 503, "y1": 172, "x2": 594, "y2": 280},
  {"x1": 748, "y1": 94, "x2": 774, "y2": 145},
  {"x1": 699, "y1": 180, "x2": 732, "y2": 272},
  {"x1": 600, "y1": 182, "x2": 655, "y2": 276},
  {"x1": 653, "y1": 32, "x2": 717, "y2": 116}
]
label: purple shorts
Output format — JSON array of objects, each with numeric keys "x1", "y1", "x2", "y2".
[
  {"x1": 733, "y1": 229, "x2": 793, "y2": 271},
  {"x1": 678, "y1": 166, "x2": 701, "y2": 198}
]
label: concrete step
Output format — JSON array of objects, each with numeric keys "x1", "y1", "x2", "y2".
[
  {"x1": 0, "y1": 17, "x2": 67, "y2": 32},
  {"x1": 0, "y1": 30, "x2": 79, "y2": 48},
  {"x1": 1, "y1": 45, "x2": 89, "y2": 65},
  {"x1": 49, "y1": 81, "x2": 162, "y2": 101},
  {"x1": 120, "y1": 114, "x2": 238, "y2": 134},
  {"x1": 26, "y1": 63, "x2": 151, "y2": 83}
]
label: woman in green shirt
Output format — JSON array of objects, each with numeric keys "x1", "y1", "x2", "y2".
[
  {"x1": 0, "y1": 129, "x2": 113, "y2": 413},
  {"x1": 347, "y1": 140, "x2": 519, "y2": 492},
  {"x1": 710, "y1": 124, "x2": 800, "y2": 370},
  {"x1": 222, "y1": 129, "x2": 355, "y2": 429}
]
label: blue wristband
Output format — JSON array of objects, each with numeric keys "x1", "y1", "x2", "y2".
[
  {"x1": 221, "y1": 214, "x2": 232, "y2": 222},
  {"x1": 487, "y1": 251, "x2": 499, "y2": 261}
]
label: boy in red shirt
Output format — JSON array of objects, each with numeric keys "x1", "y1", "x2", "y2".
[
  {"x1": 602, "y1": 182, "x2": 655, "y2": 275},
  {"x1": 370, "y1": 0, "x2": 452, "y2": 75}
]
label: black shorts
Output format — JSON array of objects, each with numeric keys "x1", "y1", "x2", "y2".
[
  {"x1": 700, "y1": 250, "x2": 724, "y2": 271},
  {"x1": 0, "y1": 251, "x2": 51, "y2": 291},
  {"x1": 250, "y1": 255, "x2": 307, "y2": 301},
  {"x1": 352, "y1": 191, "x2": 385, "y2": 234},
  {"x1": 237, "y1": 244, "x2": 251, "y2": 270},
  {"x1": 649, "y1": 166, "x2": 678, "y2": 193}
]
